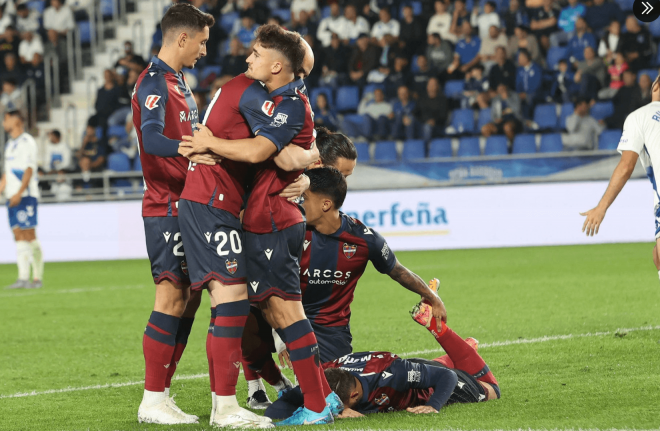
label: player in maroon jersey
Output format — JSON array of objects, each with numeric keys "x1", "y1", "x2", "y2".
[{"x1": 131, "y1": 4, "x2": 215, "y2": 425}]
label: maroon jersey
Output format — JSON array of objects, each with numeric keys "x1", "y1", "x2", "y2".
[
  {"x1": 241, "y1": 80, "x2": 316, "y2": 234},
  {"x1": 180, "y1": 74, "x2": 273, "y2": 218},
  {"x1": 132, "y1": 56, "x2": 198, "y2": 217}
]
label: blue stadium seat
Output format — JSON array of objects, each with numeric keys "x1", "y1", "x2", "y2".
[
  {"x1": 310, "y1": 87, "x2": 334, "y2": 108},
  {"x1": 615, "y1": 0, "x2": 634, "y2": 10},
  {"x1": 100, "y1": 0, "x2": 114, "y2": 17},
  {"x1": 428, "y1": 138, "x2": 452, "y2": 158},
  {"x1": 321, "y1": 5, "x2": 332, "y2": 18},
  {"x1": 400, "y1": 1, "x2": 422, "y2": 16},
  {"x1": 78, "y1": 21, "x2": 91, "y2": 44},
  {"x1": 638, "y1": 68, "x2": 659, "y2": 82},
  {"x1": 363, "y1": 83, "x2": 385, "y2": 96},
  {"x1": 133, "y1": 156, "x2": 142, "y2": 172},
  {"x1": 27, "y1": 0, "x2": 45, "y2": 14},
  {"x1": 444, "y1": 80, "x2": 464, "y2": 98},
  {"x1": 373, "y1": 141, "x2": 398, "y2": 162},
  {"x1": 533, "y1": 104, "x2": 558, "y2": 130},
  {"x1": 108, "y1": 125, "x2": 127, "y2": 140},
  {"x1": 108, "y1": 152, "x2": 131, "y2": 172},
  {"x1": 336, "y1": 86, "x2": 360, "y2": 112},
  {"x1": 598, "y1": 130, "x2": 621, "y2": 150},
  {"x1": 354, "y1": 141, "x2": 370, "y2": 162},
  {"x1": 410, "y1": 55, "x2": 420, "y2": 73},
  {"x1": 450, "y1": 108, "x2": 476, "y2": 134},
  {"x1": 484, "y1": 136, "x2": 508, "y2": 156},
  {"x1": 220, "y1": 12, "x2": 239, "y2": 33},
  {"x1": 477, "y1": 108, "x2": 492, "y2": 131},
  {"x1": 273, "y1": 8, "x2": 291, "y2": 22},
  {"x1": 402, "y1": 139, "x2": 425, "y2": 160},
  {"x1": 655, "y1": 49, "x2": 660, "y2": 67},
  {"x1": 590, "y1": 101, "x2": 614, "y2": 121},
  {"x1": 546, "y1": 46, "x2": 567, "y2": 70},
  {"x1": 539, "y1": 133, "x2": 563, "y2": 153},
  {"x1": 512, "y1": 134, "x2": 536, "y2": 154},
  {"x1": 457, "y1": 137, "x2": 480, "y2": 157},
  {"x1": 559, "y1": 102, "x2": 574, "y2": 129},
  {"x1": 650, "y1": 19, "x2": 660, "y2": 39}
]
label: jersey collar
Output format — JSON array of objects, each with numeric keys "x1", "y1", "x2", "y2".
[
  {"x1": 150, "y1": 56, "x2": 178, "y2": 75},
  {"x1": 355, "y1": 374, "x2": 371, "y2": 407},
  {"x1": 269, "y1": 79, "x2": 299, "y2": 98}
]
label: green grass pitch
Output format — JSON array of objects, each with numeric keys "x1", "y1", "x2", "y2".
[{"x1": 1, "y1": 242, "x2": 659, "y2": 430}]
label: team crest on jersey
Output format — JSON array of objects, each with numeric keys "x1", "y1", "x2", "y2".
[
  {"x1": 226, "y1": 259, "x2": 238, "y2": 275},
  {"x1": 270, "y1": 113, "x2": 288, "y2": 127},
  {"x1": 343, "y1": 243, "x2": 357, "y2": 259},
  {"x1": 181, "y1": 260, "x2": 189, "y2": 275},
  {"x1": 173, "y1": 84, "x2": 181, "y2": 96},
  {"x1": 375, "y1": 394, "x2": 390, "y2": 406},
  {"x1": 262, "y1": 101, "x2": 275, "y2": 117},
  {"x1": 145, "y1": 95, "x2": 161, "y2": 110}
]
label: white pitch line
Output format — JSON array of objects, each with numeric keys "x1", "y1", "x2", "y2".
[
  {"x1": 0, "y1": 284, "x2": 147, "y2": 298},
  {"x1": 1, "y1": 324, "x2": 659, "y2": 400}
]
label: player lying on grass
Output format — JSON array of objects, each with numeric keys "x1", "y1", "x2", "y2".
[{"x1": 265, "y1": 294, "x2": 499, "y2": 419}]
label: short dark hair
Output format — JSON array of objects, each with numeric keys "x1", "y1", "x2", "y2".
[
  {"x1": 574, "y1": 97, "x2": 589, "y2": 107},
  {"x1": 5, "y1": 109, "x2": 23, "y2": 121},
  {"x1": 255, "y1": 24, "x2": 305, "y2": 74},
  {"x1": 518, "y1": 48, "x2": 531, "y2": 60},
  {"x1": 315, "y1": 126, "x2": 357, "y2": 168},
  {"x1": 486, "y1": 1, "x2": 497, "y2": 8},
  {"x1": 50, "y1": 129, "x2": 61, "y2": 139},
  {"x1": 160, "y1": 3, "x2": 215, "y2": 40},
  {"x1": 324, "y1": 368, "x2": 356, "y2": 405},
  {"x1": 306, "y1": 166, "x2": 348, "y2": 209},
  {"x1": 3, "y1": 78, "x2": 16, "y2": 87}
]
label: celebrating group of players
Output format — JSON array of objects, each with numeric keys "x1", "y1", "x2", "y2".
[{"x1": 132, "y1": 3, "x2": 499, "y2": 428}]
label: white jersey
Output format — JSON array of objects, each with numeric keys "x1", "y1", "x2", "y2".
[{"x1": 3, "y1": 132, "x2": 40, "y2": 199}]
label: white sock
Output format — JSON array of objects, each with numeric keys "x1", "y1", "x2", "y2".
[
  {"x1": 215, "y1": 395, "x2": 240, "y2": 414},
  {"x1": 247, "y1": 379, "x2": 266, "y2": 397},
  {"x1": 273, "y1": 375, "x2": 292, "y2": 392},
  {"x1": 164, "y1": 387, "x2": 170, "y2": 397},
  {"x1": 30, "y1": 240, "x2": 43, "y2": 281},
  {"x1": 15, "y1": 241, "x2": 32, "y2": 281},
  {"x1": 141, "y1": 389, "x2": 167, "y2": 407},
  {"x1": 657, "y1": 270, "x2": 660, "y2": 281}
]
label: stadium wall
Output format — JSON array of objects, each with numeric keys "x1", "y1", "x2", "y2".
[{"x1": 0, "y1": 179, "x2": 654, "y2": 263}]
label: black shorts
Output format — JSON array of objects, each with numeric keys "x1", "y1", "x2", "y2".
[
  {"x1": 312, "y1": 322, "x2": 353, "y2": 363},
  {"x1": 143, "y1": 216, "x2": 190, "y2": 286},
  {"x1": 245, "y1": 223, "x2": 306, "y2": 302},
  {"x1": 178, "y1": 199, "x2": 246, "y2": 291},
  {"x1": 408, "y1": 358, "x2": 487, "y2": 404}
]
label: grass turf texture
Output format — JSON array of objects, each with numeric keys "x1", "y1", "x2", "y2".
[{"x1": 1, "y1": 242, "x2": 659, "y2": 430}]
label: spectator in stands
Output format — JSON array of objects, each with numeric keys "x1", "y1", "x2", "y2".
[
  {"x1": 563, "y1": 98, "x2": 603, "y2": 150},
  {"x1": 515, "y1": 48, "x2": 542, "y2": 118},
  {"x1": 461, "y1": 64, "x2": 488, "y2": 109},
  {"x1": 357, "y1": 87, "x2": 392, "y2": 140},
  {"x1": 0, "y1": 4, "x2": 12, "y2": 35},
  {"x1": 503, "y1": 0, "x2": 529, "y2": 37},
  {"x1": 507, "y1": 25, "x2": 540, "y2": 65},
  {"x1": 427, "y1": 0, "x2": 454, "y2": 43},
  {"x1": 390, "y1": 85, "x2": 415, "y2": 139},
  {"x1": 371, "y1": 8, "x2": 399, "y2": 44},
  {"x1": 43, "y1": 130, "x2": 73, "y2": 174},
  {"x1": 15, "y1": 4, "x2": 40, "y2": 34},
  {"x1": 0, "y1": 26, "x2": 20, "y2": 61},
  {"x1": 597, "y1": 20, "x2": 620, "y2": 66},
  {"x1": 115, "y1": 41, "x2": 147, "y2": 76},
  {"x1": 481, "y1": 83, "x2": 523, "y2": 143},
  {"x1": 409, "y1": 77, "x2": 447, "y2": 140},
  {"x1": 566, "y1": 17, "x2": 596, "y2": 64},
  {"x1": 449, "y1": 0, "x2": 470, "y2": 42},
  {"x1": 0, "y1": 78, "x2": 22, "y2": 112},
  {"x1": 93, "y1": 69, "x2": 123, "y2": 129},
  {"x1": 530, "y1": 0, "x2": 559, "y2": 51},
  {"x1": 574, "y1": 46, "x2": 606, "y2": 100},
  {"x1": 479, "y1": 25, "x2": 508, "y2": 71},
  {"x1": 2, "y1": 53, "x2": 22, "y2": 85},
  {"x1": 291, "y1": 0, "x2": 318, "y2": 23},
  {"x1": 76, "y1": 124, "x2": 107, "y2": 189},
  {"x1": 553, "y1": 0, "x2": 586, "y2": 46},
  {"x1": 349, "y1": 33, "x2": 381, "y2": 86},
  {"x1": 411, "y1": 54, "x2": 433, "y2": 97},
  {"x1": 317, "y1": 3, "x2": 347, "y2": 47},
  {"x1": 232, "y1": 11, "x2": 259, "y2": 49},
  {"x1": 290, "y1": 10, "x2": 317, "y2": 40},
  {"x1": 550, "y1": 59, "x2": 576, "y2": 103},
  {"x1": 598, "y1": 52, "x2": 627, "y2": 99},
  {"x1": 604, "y1": 69, "x2": 642, "y2": 129},
  {"x1": 426, "y1": 33, "x2": 453, "y2": 76},
  {"x1": 110, "y1": 112, "x2": 138, "y2": 161},
  {"x1": 313, "y1": 92, "x2": 339, "y2": 131},
  {"x1": 618, "y1": 15, "x2": 652, "y2": 73},
  {"x1": 320, "y1": 33, "x2": 348, "y2": 87},
  {"x1": 470, "y1": 1, "x2": 500, "y2": 41},
  {"x1": 339, "y1": 4, "x2": 370, "y2": 43},
  {"x1": 399, "y1": 4, "x2": 425, "y2": 58},
  {"x1": 223, "y1": 0, "x2": 269, "y2": 25},
  {"x1": 222, "y1": 37, "x2": 247, "y2": 78},
  {"x1": 43, "y1": 0, "x2": 75, "y2": 46},
  {"x1": 384, "y1": 55, "x2": 411, "y2": 98},
  {"x1": 488, "y1": 46, "x2": 516, "y2": 92},
  {"x1": 585, "y1": 0, "x2": 621, "y2": 37},
  {"x1": 18, "y1": 29, "x2": 43, "y2": 68},
  {"x1": 640, "y1": 73, "x2": 652, "y2": 105},
  {"x1": 448, "y1": 22, "x2": 481, "y2": 78}
]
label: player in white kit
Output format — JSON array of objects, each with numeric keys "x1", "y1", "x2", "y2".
[
  {"x1": 581, "y1": 75, "x2": 660, "y2": 279},
  {"x1": 0, "y1": 110, "x2": 43, "y2": 289}
]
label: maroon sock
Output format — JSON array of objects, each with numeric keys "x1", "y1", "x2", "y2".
[
  {"x1": 207, "y1": 308, "x2": 216, "y2": 393},
  {"x1": 164, "y1": 317, "x2": 194, "y2": 389},
  {"x1": 283, "y1": 320, "x2": 326, "y2": 413},
  {"x1": 213, "y1": 300, "x2": 250, "y2": 396},
  {"x1": 318, "y1": 365, "x2": 332, "y2": 398},
  {"x1": 438, "y1": 327, "x2": 486, "y2": 375},
  {"x1": 259, "y1": 357, "x2": 285, "y2": 386},
  {"x1": 143, "y1": 311, "x2": 179, "y2": 392},
  {"x1": 243, "y1": 359, "x2": 261, "y2": 381}
]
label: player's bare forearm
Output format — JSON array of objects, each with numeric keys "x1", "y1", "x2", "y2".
[
  {"x1": 274, "y1": 142, "x2": 319, "y2": 171},
  {"x1": 597, "y1": 151, "x2": 638, "y2": 210},
  {"x1": 0, "y1": 173, "x2": 6, "y2": 195},
  {"x1": 388, "y1": 260, "x2": 447, "y2": 321},
  {"x1": 16, "y1": 167, "x2": 32, "y2": 195},
  {"x1": 183, "y1": 132, "x2": 277, "y2": 164}
]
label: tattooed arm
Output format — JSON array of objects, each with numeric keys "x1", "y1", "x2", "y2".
[{"x1": 388, "y1": 260, "x2": 447, "y2": 322}]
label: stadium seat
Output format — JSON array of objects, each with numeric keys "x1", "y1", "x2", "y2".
[
  {"x1": 107, "y1": 125, "x2": 127, "y2": 140},
  {"x1": 363, "y1": 83, "x2": 385, "y2": 96},
  {"x1": 598, "y1": 129, "x2": 621, "y2": 150},
  {"x1": 533, "y1": 104, "x2": 558, "y2": 130},
  {"x1": 512, "y1": 134, "x2": 536, "y2": 154},
  {"x1": 410, "y1": 55, "x2": 420, "y2": 73},
  {"x1": 546, "y1": 47, "x2": 567, "y2": 70},
  {"x1": 354, "y1": 141, "x2": 370, "y2": 162},
  {"x1": 400, "y1": 1, "x2": 422, "y2": 16},
  {"x1": 539, "y1": 133, "x2": 563, "y2": 153},
  {"x1": 615, "y1": 0, "x2": 634, "y2": 10},
  {"x1": 78, "y1": 21, "x2": 91, "y2": 45},
  {"x1": 590, "y1": 101, "x2": 614, "y2": 121},
  {"x1": 310, "y1": 87, "x2": 334, "y2": 108},
  {"x1": 100, "y1": 0, "x2": 113, "y2": 17},
  {"x1": 108, "y1": 152, "x2": 131, "y2": 172},
  {"x1": 428, "y1": 138, "x2": 452, "y2": 158},
  {"x1": 484, "y1": 136, "x2": 508, "y2": 156},
  {"x1": 638, "y1": 68, "x2": 659, "y2": 82},
  {"x1": 27, "y1": 0, "x2": 45, "y2": 14},
  {"x1": 133, "y1": 156, "x2": 142, "y2": 172},
  {"x1": 335, "y1": 86, "x2": 360, "y2": 112},
  {"x1": 650, "y1": 19, "x2": 660, "y2": 39},
  {"x1": 402, "y1": 139, "x2": 425, "y2": 160},
  {"x1": 321, "y1": 5, "x2": 332, "y2": 18},
  {"x1": 444, "y1": 80, "x2": 464, "y2": 98},
  {"x1": 450, "y1": 109, "x2": 476, "y2": 134},
  {"x1": 373, "y1": 141, "x2": 398, "y2": 162},
  {"x1": 220, "y1": 12, "x2": 239, "y2": 33},
  {"x1": 559, "y1": 102, "x2": 574, "y2": 129},
  {"x1": 457, "y1": 137, "x2": 480, "y2": 157},
  {"x1": 273, "y1": 8, "x2": 291, "y2": 22},
  {"x1": 477, "y1": 108, "x2": 492, "y2": 131}
]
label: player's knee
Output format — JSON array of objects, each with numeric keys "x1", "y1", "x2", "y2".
[{"x1": 653, "y1": 245, "x2": 660, "y2": 270}]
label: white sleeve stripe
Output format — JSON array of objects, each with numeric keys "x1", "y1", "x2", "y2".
[{"x1": 203, "y1": 88, "x2": 222, "y2": 126}]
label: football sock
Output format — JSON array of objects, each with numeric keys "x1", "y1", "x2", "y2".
[
  {"x1": 247, "y1": 378, "x2": 267, "y2": 397},
  {"x1": 282, "y1": 319, "x2": 326, "y2": 413},
  {"x1": 207, "y1": 307, "x2": 216, "y2": 394},
  {"x1": 213, "y1": 300, "x2": 249, "y2": 397},
  {"x1": 657, "y1": 270, "x2": 660, "y2": 281},
  {"x1": 164, "y1": 317, "x2": 194, "y2": 389},
  {"x1": 243, "y1": 360, "x2": 261, "y2": 381},
  {"x1": 15, "y1": 240, "x2": 31, "y2": 281},
  {"x1": 29, "y1": 240, "x2": 43, "y2": 281},
  {"x1": 259, "y1": 357, "x2": 284, "y2": 386},
  {"x1": 143, "y1": 311, "x2": 179, "y2": 393},
  {"x1": 425, "y1": 315, "x2": 449, "y2": 343},
  {"x1": 438, "y1": 327, "x2": 486, "y2": 375},
  {"x1": 319, "y1": 364, "x2": 332, "y2": 398}
]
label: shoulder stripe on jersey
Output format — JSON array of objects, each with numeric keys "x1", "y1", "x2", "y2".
[{"x1": 203, "y1": 88, "x2": 222, "y2": 126}]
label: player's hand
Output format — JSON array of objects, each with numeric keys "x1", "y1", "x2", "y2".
[
  {"x1": 188, "y1": 152, "x2": 221, "y2": 166},
  {"x1": 178, "y1": 143, "x2": 195, "y2": 158},
  {"x1": 280, "y1": 174, "x2": 310, "y2": 201},
  {"x1": 580, "y1": 206, "x2": 606, "y2": 236},
  {"x1": 429, "y1": 295, "x2": 447, "y2": 323},
  {"x1": 195, "y1": 123, "x2": 213, "y2": 137},
  {"x1": 406, "y1": 405, "x2": 438, "y2": 414},
  {"x1": 278, "y1": 350, "x2": 293, "y2": 370},
  {"x1": 338, "y1": 407, "x2": 364, "y2": 418},
  {"x1": 8, "y1": 193, "x2": 21, "y2": 207},
  {"x1": 181, "y1": 133, "x2": 213, "y2": 154}
]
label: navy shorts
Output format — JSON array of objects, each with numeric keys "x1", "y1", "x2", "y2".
[
  {"x1": 7, "y1": 196, "x2": 38, "y2": 230},
  {"x1": 178, "y1": 199, "x2": 246, "y2": 291},
  {"x1": 245, "y1": 222, "x2": 305, "y2": 302},
  {"x1": 143, "y1": 216, "x2": 190, "y2": 286},
  {"x1": 312, "y1": 322, "x2": 353, "y2": 363}
]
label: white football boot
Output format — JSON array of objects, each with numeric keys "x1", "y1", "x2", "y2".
[
  {"x1": 137, "y1": 398, "x2": 199, "y2": 424},
  {"x1": 165, "y1": 395, "x2": 199, "y2": 422},
  {"x1": 212, "y1": 407, "x2": 274, "y2": 429}
]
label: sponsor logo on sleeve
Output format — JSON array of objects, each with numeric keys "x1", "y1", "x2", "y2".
[
  {"x1": 270, "y1": 113, "x2": 288, "y2": 127},
  {"x1": 145, "y1": 95, "x2": 161, "y2": 110},
  {"x1": 381, "y1": 242, "x2": 390, "y2": 260},
  {"x1": 407, "y1": 370, "x2": 421, "y2": 383},
  {"x1": 262, "y1": 101, "x2": 275, "y2": 117}
]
